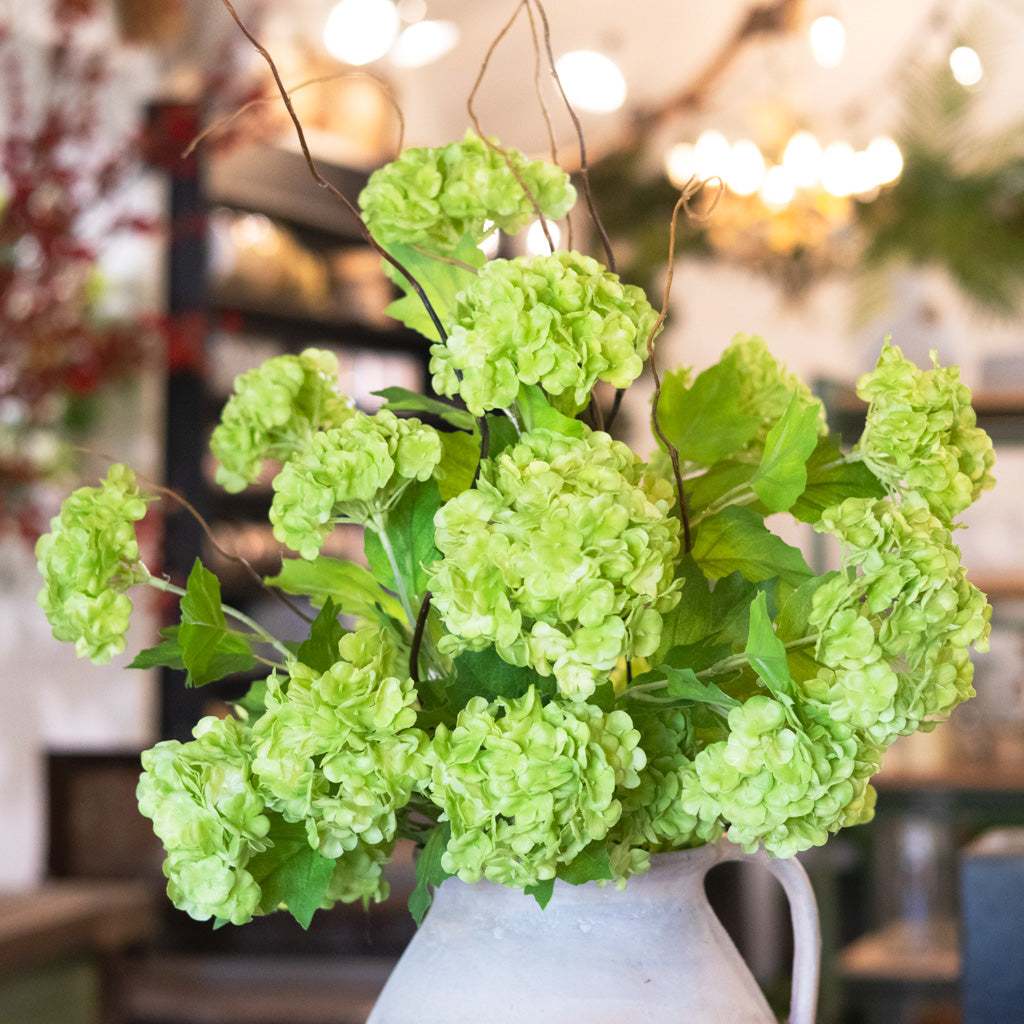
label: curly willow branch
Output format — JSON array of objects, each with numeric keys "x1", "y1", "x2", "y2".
[{"x1": 217, "y1": 0, "x2": 446, "y2": 344}]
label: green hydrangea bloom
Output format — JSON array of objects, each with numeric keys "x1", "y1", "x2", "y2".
[
  {"x1": 807, "y1": 496, "x2": 991, "y2": 746},
  {"x1": 610, "y1": 708, "x2": 724, "y2": 867},
  {"x1": 137, "y1": 716, "x2": 270, "y2": 925},
  {"x1": 428, "y1": 428, "x2": 682, "y2": 700},
  {"x1": 426, "y1": 687, "x2": 645, "y2": 888},
  {"x1": 855, "y1": 343, "x2": 995, "y2": 522},
  {"x1": 681, "y1": 695, "x2": 881, "y2": 858},
  {"x1": 430, "y1": 251, "x2": 658, "y2": 416},
  {"x1": 321, "y1": 837, "x2": 394, "y2": 907},
  {"x1": 211, "y1": 348, "x2": 354, "y2": 493},
  {"x1": 269, "y1": 408, "x2": 442, "y2": 559},
  {"x1": 251, "y1": 627, "x2": 430, "y2": 860},
  {"x1": 36, "y1": 463, "x2": 151, "y2": 662},
  {"x1": 358, "y1": 129, "x2": 576, "y2": 255}
]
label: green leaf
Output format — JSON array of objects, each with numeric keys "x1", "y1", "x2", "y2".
[
  {"x1": 657, "y1": 362, "x2": 761, "y2": 466},
  {"x1": 789, "y1": 436, "x2": 886, "y2": 524},
  {"x1": 295, "y1": 598, "x2": 346, "y2": 672},
  {"x1": 558, "y1": 840, "x2": 614, "y2": 886},
  {"x1": 691, "y1": 505, "x2": 813, "y2": 589},
  {"x1": 247, "y1": 815, "x2": 336, "y2": 930},
  {"x1": 383, "y1": 235, "x2": 485, "y2": 340},
  {"x1": 232, "y1": 677, "x2": 269, "y2": 722},
  {"x1": 654, "y1": 555, "x2": 713, "y2": 662},
  {"x1": 363, "y1": 479, "x2": 442, "y2": 597},
  {"x1": 376, "y1": 387, "x2": 477, "y2": 432},
  {"x1": 436, "y1": 428, "x2": 481, "y2": 501},
  {"x1": 524, "y1": 877, "x2": 556, "y2": 909},
  {"x1": 409, "y1": 822, "x2": 453, "y2": 926},
  {"x1": 632, "y1": 661, "x2": 740, "y2": 713},
  {"x1": 744, "y1": 591, "x2": 794, "y2": 700},
  {"x1": 750, "y1": 393, "x2": 823, "y2": 512},
  {"x1": 685, "y1": 460, "x2": 760, "y2": 518},
  {"x1": 127, "y1": 628, "x2": 185, "y2": 671},
  {"x1": 265, "y1": 557, "x2": 405, "y2": 622},
  {"x1": 774, "y1": 572, "x2": 837, "y2": 645},
  {"x1": 178, "y1": 560, "x2": 258, "y2": 686},
  {"x1": 447, "y1": 647, "x2": 554, "y2": 712},
  {"x1": 516, "y1": 384, "x2": 587, "y2": 439}
]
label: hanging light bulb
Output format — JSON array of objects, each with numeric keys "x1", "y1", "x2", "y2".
[
  {"x1": 726, "y1": 139, "x2": 765, "y2": 196},
  {"x1": 554, "y1": 51, "x2": 627, "y2": 113},
  {"x1": 390, "y1": 19, "x2": 460, "y2": 68},
  {"x1": 949, "y1": 46, "x2": 984, "y2": 87},
  {"x1": 865, "y1": 136, "x2": 903, "y2": 185},
  {"x1": 821, "y1": 141, "x2": 856, "y2": 196},
  {"x1": 526, "y1": 218, "x2": 561, "y2": 256},
  {"x1": 665, "y1": 143, "x2": 697, "y2": 188},
  {"x1": 810, "y1": 15, "x2": 845, "y2": 69},
  {"x1": 761, "y1": 165, "x2": 796, "y2": 210},
  {"x1": 693, "y1": 130, "x2": 731, "y2": 181},
  {"x1": 324, "y1": 0, "x2": 400, "y2": 66},
  {"x1": 782, "y1": 130, "x2": 823, "y2": 188}
]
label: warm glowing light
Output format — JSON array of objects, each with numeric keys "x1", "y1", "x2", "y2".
[
  {"x1": 810, "y1": 15, "x2": 845, "y2": 69},
  {"x1": 396, "y1": 0, "x2": 426, "y2": 22},
  {"x1": 821, "y1": 141, "x2": 855, "y2": 196},
  {"x1": 554, "y1": 51, "x2": 627, "y2": 113},
  {"x1": 479, "y1": 221, "x2": 500, "y2": 258},
  {"x1": 782, "y1": 130, "x2": 823, "y2": 188},
  {"x1": 665, "y1": 143, "x2": 697, "y2": 188},
  {"x1": 324, "y1": 0, "x2": 400, "y2": 65},
  {"x1": 726, "y1": 139, "x2": 765, "y2": 195},
  {"x1": 761, "y1": 165, "x2": 796, "y2": 209},
  {"x1": 865, "y1": 136, "x2": 903, "y2": 185},
  {"x1": 390, "y1": 19, "x2": 459, "y2": 67},
  {"x1": 693, "y1": 130, "x2": 731, "y2": 180},
  {"x1": 526, "y1": 218, "x2": 561, "y2": 256},
  {"x1": 950, "y1": 45, "x2": 983, "y2": 87}
]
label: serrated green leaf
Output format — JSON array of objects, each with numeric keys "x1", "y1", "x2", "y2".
[
  {"x1": 446, "y1": 647, "x2": 555, "y2": 713},
  {"x1": 654, "y1": 555, "x2": 713, "y2": 661},
  {"x1": 750, "y1": 393, "x2": 822, "y2": 512},
  {"x1": 558, "y1": 840, "x2": 614, "y2": 886},
  {"x1": 178, "y1": 560, "x2": 257, "y2": 686},
  {"x1": 516, "y1": 384, "x2": 587, "y2": 438},
  {"x1": 409, "y1": 822, "x2": 453, "y2": 926},
  {"x1": 295, "y1": 598, "x2": 345, "y2": 672},
  {"x1": 658, "y1": 362, "x2": 761, "y2": 466},
  {"x1": 525, "y1": 877, "x2": 556, "y2": 909},
  {"x1": 375, "y1": 387, "x2": 477, "y2": 432},
  {"x1": 691, "y1": 506, "x2": 813, "y2": 589},
  {"x1": 744, "y1": 591, "x2": 794, "y2": 699},
  {"x1": 789, "y1": 436, "x2": 886, "y2": 524},
  {"x1": 364, "y1": 479, "x2": 442, "y2": 598},
  {"x1": 247, "y1": 815, "x2": 336, "y2": 930},
  {"x1": 265, "y1": 557, "x2": 405, "y2": 622},
  {"x1": 127, "y1": 628, "x2": 185, "y2": 671},
  {"x1": 686, "y1": 460, "x2": 760, "y2": 518}
]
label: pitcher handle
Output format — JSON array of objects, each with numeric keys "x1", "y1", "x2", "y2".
[{"x1": 713, "y1": 844, "x2": 821, "y2": 1024}]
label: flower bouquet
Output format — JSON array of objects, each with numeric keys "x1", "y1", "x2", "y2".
[{"x1": 36, "y1": 127, "x2": 995, "y2": 931}]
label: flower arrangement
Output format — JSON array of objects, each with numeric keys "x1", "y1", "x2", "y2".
[{"x1": 36, "y1": 122, "x2": 995, "y2": 931}]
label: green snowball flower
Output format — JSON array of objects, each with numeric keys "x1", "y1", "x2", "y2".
[
  {"x1": 359, "y1": 129, "x2": 576, "y2": 256},
  {"x1": 430, "y1": 251, "x2": 659, "y2": 416},
  {"x1": 426, "y1": 687, "x2": 645, "y2": 888},
  {"x1": 269, "y1": 408, "x2": 443, "y2": 559},
  {"x1": 137, "y1": 716, "x2": 270, "y2": 925},
  {"x1": 855, "y1": 342, "x2": 995, "y2": 522},
  {"x1": 808, "y1": 496, "x2": 991, "y2": 746},
  {"x1": 251, "y1": 627, "x2": 430, "y2": 859},
  {"x1": 428, "y1": 428, "x2": 682, "y2": 699},
  {"x1": 211, "y1": 348, "x2": 354, "y2": 493},
  {"x1": 36, "y1": 463, "x2": 151, "y2": 662}
]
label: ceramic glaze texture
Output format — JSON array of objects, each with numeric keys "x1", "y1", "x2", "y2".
[{"x1": 366, "y1": 842, "x2": 820, "y2": 1024}]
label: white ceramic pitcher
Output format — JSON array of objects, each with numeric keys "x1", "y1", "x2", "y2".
[{"x1": 366, "y1": 841, "x2": 820, "y2": 1023}]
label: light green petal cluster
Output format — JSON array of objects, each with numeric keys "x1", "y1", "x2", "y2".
[
  {"x1": 35, "y1": 463, "x2": 151, "y2": 663},
  {"x1": 725, "y1": 333, "x2": 827, "y2": 447},
  {"x1": 137, "y1": 716, "x2": 270, "y2": 925},
  {"x1": 211, "y1": 348, "x2": 354, "y2": 493},
  {"x1": 269, "y1": 408, "x2": 443, "y2": 559},
  {"x1": 321, "y1": 837, "x2": 394, "y2": 907},
  {"x1": 681, "y1": 696, "x2": 880, "y2": 858},
  {"x1": 251, "y1": 627, "x2": 430, "y2": 859},
  {"x1": 610, "y1": 709, "x2": 723, "y2": 865},
  {"x1": 429, "y1": 428, "x2": 682, "y2": 699},
  {"x1": 855, "y1": 343, "x2": 995, "y2": 521},
  {"x1": 430, "y1": 251, "x2": 658, "y2": 416},
  {"x1": 426, "y1": 687, "x2": 644, "y2": 888},
  {"x1": 807, "y1": 496, "x2": 991, "y2": 745},
  {"x1": 359, "y1": 129, "x2": 576, "y2": 255}
]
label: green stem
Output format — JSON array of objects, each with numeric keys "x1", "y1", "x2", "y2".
[{"x1": 368, "y1": 513, "x2": 417, "y2": 627}]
